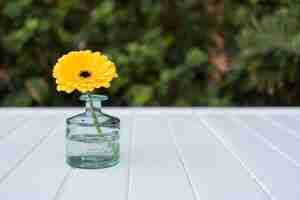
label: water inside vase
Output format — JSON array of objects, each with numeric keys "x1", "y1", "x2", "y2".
[{"x1": 66, "y1": 134, "x2": 119, "y2": 169}]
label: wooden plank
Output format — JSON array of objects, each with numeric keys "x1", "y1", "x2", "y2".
[
  {"x1": 265, "y1": 115, "x2": 300, "y2": 140},
  {"x1": 127, "y1": 114, "x2": 195, "y2": 200},
  {"x1": 56, "y1": 114, "x2": 132, "y2": 200},
  {"x1": 170, "y1": 115, "x2": 269, "y2": 200},
  {"x1": 0, "y1": 120, "x2": 69, "y2": 200},
  {"x1": 0, "y1": 116, "x2": 27, "y2": 139},
  {"x1": 236, "y1": 115, "x2": 300, "y2": 167},
  {"x1": 194, "y1": 108, "x2": 300, "y2": 115},
  {"x1": 0, "y1": 116, "x2": 61, "y2": 183},
  {"x1": 200, "y1": 114, "x2": 300, "y2": 200}
]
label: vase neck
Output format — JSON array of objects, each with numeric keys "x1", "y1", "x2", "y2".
[
  {"x1": 80, "y1": 94, "x2": 108, "y2": 114},
  {"x1": 85, "y1": 101, "x2": 102, "y2": 113}
]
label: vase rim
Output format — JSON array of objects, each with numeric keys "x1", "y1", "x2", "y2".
[{"x1": 79, "y1": 94, "x2": 108, "y2": 102}]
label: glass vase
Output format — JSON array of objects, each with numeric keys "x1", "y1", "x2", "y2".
[{"x1": 66, "y1": 95, "x2": 120, "y2": 169}]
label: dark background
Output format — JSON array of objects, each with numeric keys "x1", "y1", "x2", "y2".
[{"x1": 1, "y1": 0, "x2": 300, "y2": 107}]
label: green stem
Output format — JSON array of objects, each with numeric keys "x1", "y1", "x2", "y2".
[
  {"x1": 87, "y1": 93, "x2": 102, "y2": 135},
  {"x1": 87, "y1": 93, "x2": 118, "y2": 158}
]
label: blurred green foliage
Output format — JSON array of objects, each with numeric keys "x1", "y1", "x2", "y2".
[
  {"x1": 225, "y1": 0, "x2": 300, "y2": 105},
  {"x1": 0, "y1": 0, "x2": 299, "y2": 106}
]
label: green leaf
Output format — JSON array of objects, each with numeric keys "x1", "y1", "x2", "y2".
[
  {"x1": 25, "y1": 77, "x2": 49, "y2": 104},
  {"x1": 291, "y1": 34, "x2": 300, "y2": 52},
  {"x1": 4, "y1": 18, "x2": 40, "y2": 51},
  {"x1": 127, "y1": 85, "x2": 154, "y2": 105},
  {"x1": 185, "y1": 48, "x2": 207, "y2": 66},
  {"x1": 93, "y1": 1, "x2": 114, "y2": 23},
  {"x1": 2, "y1": 0, "x2": 33, "y2": 18},
  {"x1": 2, "y1": 90, "x2": 33, "y2": 106}
]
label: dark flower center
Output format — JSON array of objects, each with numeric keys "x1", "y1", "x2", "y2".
[{"x1": 79, "y1": 70, "x2": 91, "y2": 78}]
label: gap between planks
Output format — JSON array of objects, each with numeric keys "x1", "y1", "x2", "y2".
[
  {"x1": 261, "y1": 115, "x2": 300, "y2": 141},
  {"x1": 167, "y1": 118, "x2": 200, "y2": 200},
  {"x1": 0, "y1": 117, "x2": 29, "y2": 141},
  {"x1": 53, "y1": 169, "x2": 74, "y2": 200},
  {"x1": 126, "y1": 113, "x2": 135, "y2": 200},
  {"x1": 195, "y1": 113, "x2": 275, "y2": 200},
  {"x1": 231, "y1": 115, "x2": 300, "y2": 168},
  {"x1": 0, "y1": 121, "x2": 64, "y2": 185}
]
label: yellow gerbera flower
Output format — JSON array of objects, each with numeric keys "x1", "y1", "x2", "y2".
[{"x1": 53, "y1": 50, "x2": 118, "y2": 93}]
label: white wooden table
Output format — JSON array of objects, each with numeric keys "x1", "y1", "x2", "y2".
[{"x1": 0, "y1": 108, "x2": 299, "y2": 200}]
